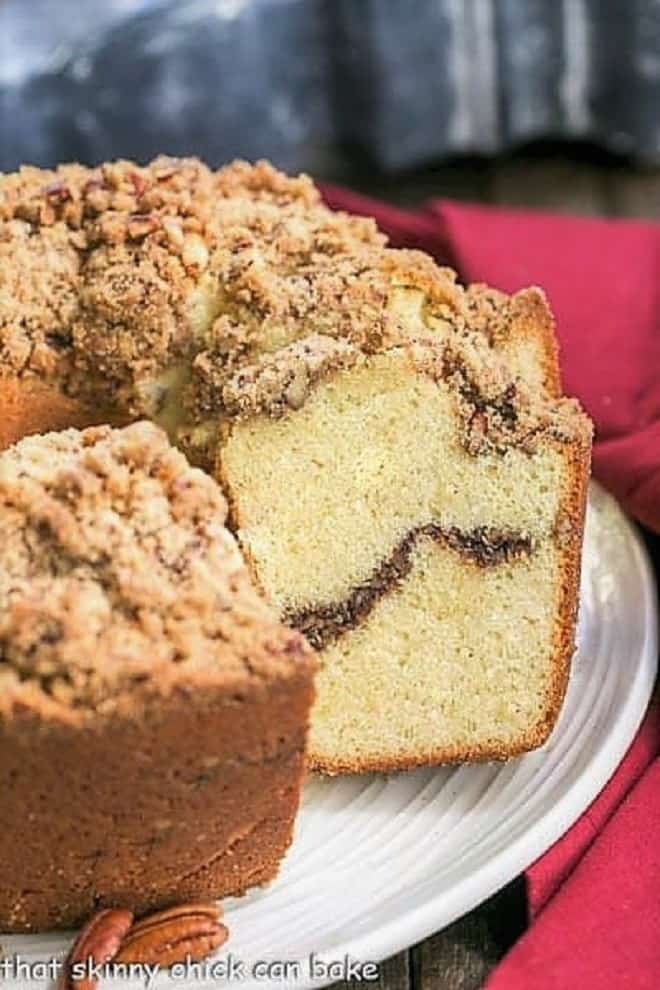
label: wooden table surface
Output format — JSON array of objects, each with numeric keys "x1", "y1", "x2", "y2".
[{"x1": 313, "y1": 142, "x2": 660, "y2": 990}]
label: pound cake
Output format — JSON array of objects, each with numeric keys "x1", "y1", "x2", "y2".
[
  {"x1": 0, "y1": 421, "x2": 315, "y2": 931},
  {"x1": 0, "y1": 157, "x2": 591, "y2": 776}
]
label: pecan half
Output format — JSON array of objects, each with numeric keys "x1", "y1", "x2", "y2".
[
  {"x1": 60, "y1": 908, "x2": 133, "y2": 990},
  {"x1": 115, "y1": 902, "x2": 228, "y2": 967}
]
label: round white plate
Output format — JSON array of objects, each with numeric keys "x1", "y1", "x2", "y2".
[{"x1": 4, "y1": 483, "x2": 657, "y2": 990}]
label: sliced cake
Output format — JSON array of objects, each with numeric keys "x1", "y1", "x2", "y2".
[{"x1": 217, "y1": 336, "x2": 589, "y2": 772}]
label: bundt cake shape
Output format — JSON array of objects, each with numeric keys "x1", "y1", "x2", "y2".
[
  {"x1": 0, "y1": 421, "x2": 315, "y2": 931},
  {"x1": 0, "y1": 157, "x2": 592, "y2": 775}
]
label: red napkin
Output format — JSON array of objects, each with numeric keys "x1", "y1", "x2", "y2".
[
  {"x1": 321, "y1": 186, "x2": 660, "y2": 988},
  {"x1": 489, "y1": 747, "x2": 660, "y2": 990}
]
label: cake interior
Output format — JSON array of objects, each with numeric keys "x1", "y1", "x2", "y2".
[
  {"x1": 312, "y1": 539, "x2": 561, "y2": 771},
  {"x1": 220, "y1": 348, "x2": 574, "y2": 771}
]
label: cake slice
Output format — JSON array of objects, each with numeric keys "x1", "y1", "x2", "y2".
[
  {"x1": 0, "y1": 421, "x2": 316, "y2": 931},
  {"x1": 217, "y1": 334, "x2": 590, "y2": 773}
]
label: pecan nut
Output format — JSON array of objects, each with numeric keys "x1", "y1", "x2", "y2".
[
  {"x1": 162, "y1": 217, "x2": 185, "y2": 248},
  {"x1": 115, "y1": 902, "x2": 228, "y2": 967},
  {"x1": 60, "y1": 907, "x2": 133, "y2": 990},
  {"x1": 182, "y1": 234, "x2": 209, "y2": 271}
]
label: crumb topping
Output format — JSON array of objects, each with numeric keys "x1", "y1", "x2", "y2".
[
  {"x1": 0, "y1": 157, "x2": 508, "y2": 416},
  {"x1": 408, "y1": 336, "x2": 592, "y2": 455},
  {"x1": 462, "y1": 284, "x2": 515, "y2": 344},
  {"x1": 0, "y1": 157, "x2": 216, "y2": 406},
  {"x1": 0, "y1": 155, "x2": 588, "y2": 455},
  {"x1": 0, "y1": 422, "x2": 310, "y2": 717},
  {"x1": 0, "y1": 157, "x2": 390, "y2": 413},
  {"x1": 197, "y1": 334, "x2": 361, "y2": 420}
]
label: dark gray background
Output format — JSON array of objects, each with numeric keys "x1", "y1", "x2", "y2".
[{"x1": 2, "y1": 0, "x2": 660, "y2": 174}]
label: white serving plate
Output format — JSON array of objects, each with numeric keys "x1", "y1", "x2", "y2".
[{"x1": 3, "y1": 482, "x2": 657, "y2": 990}]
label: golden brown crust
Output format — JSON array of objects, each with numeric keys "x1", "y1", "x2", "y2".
[
  {"x1": 542, "y1": 426, "x2": 592, "y2": 743},
  {"x1": 0, "y1": 670, "x2": 314, "y2": 932},
  {"x1": 506, "y1": 287, "x2": 562, "y2": 395},
  {"x1": 0, "y1": 376, "x2": 127, "y2": 451}
]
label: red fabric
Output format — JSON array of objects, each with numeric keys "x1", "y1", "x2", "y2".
[
  {"x1": 321, "y1": 186, "x2": 660, "y2": 534},
  {"x1": 526, "y1": 703, "x2": 659, "y2": 918},
  {"x1": 321, "y1": 185, "x2": 660, "y2": 988},
  {"x1": 487, "y1": 755, "x2": 660, "y2": 990}
]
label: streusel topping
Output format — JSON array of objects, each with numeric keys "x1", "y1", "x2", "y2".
[
  {"x1": 0, "y1": 158, "x2": 480, "y2": 416},
  {"x1": 0, "y1": 421, "x2": 309, "y2": 716},
  {"x1": 0, "y1": 156, "x2": 586, "y2": 456},
  {"x1": 408, "y1": 337, "x2": 591, "y2": 456},
  {"x1": 0, "y1": 158, "x2": 389, "y2": 409}
]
